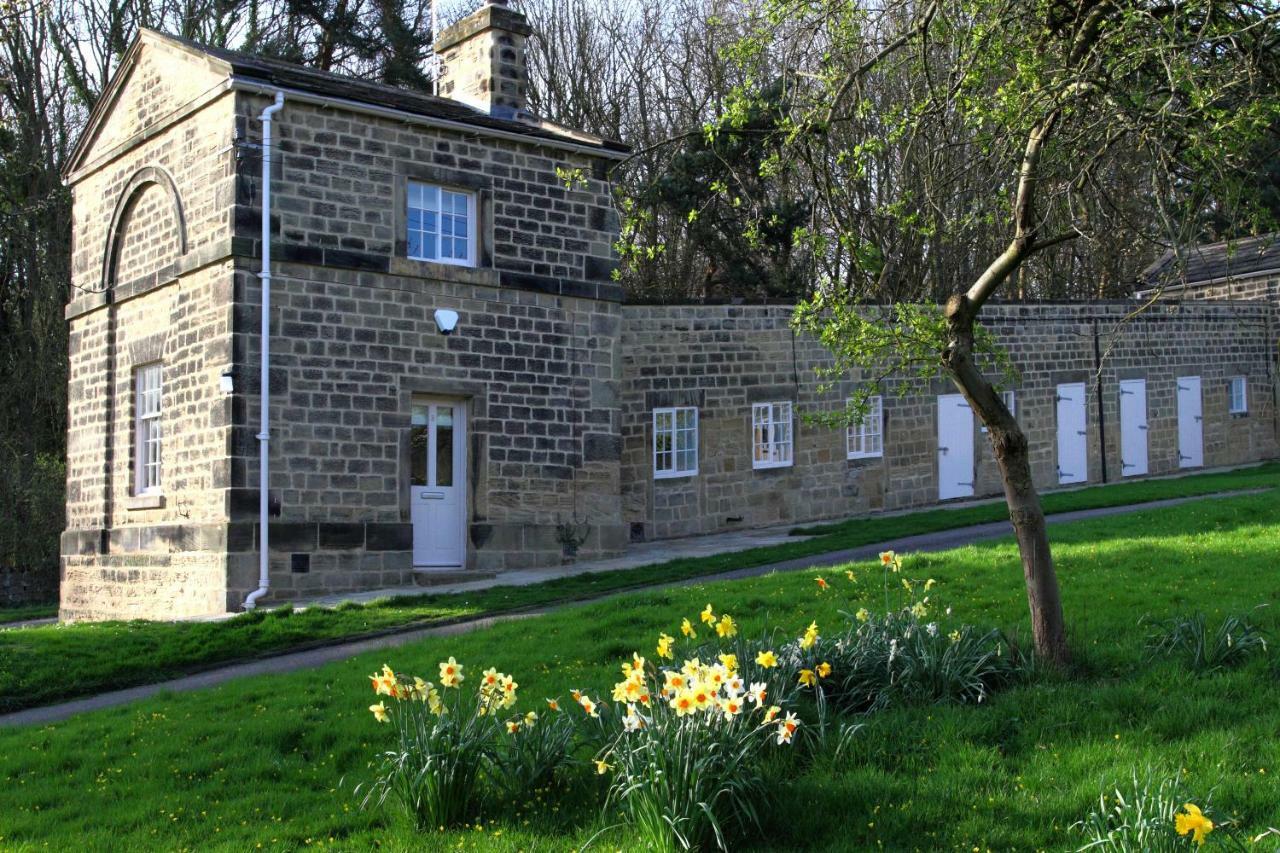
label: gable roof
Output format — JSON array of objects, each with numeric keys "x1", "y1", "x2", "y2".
[
  {"x1": 66, "y1": 28, "x2": 628, "y2": 181},
  {"x1": 1140, "y1": 233, "x2": 1280, "y2": 289}
]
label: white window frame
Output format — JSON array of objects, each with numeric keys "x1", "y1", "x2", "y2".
[
  {"x1": 751, "y1": 401, "x2": 794, "y2": 470},
  {"x1": 653, "y1": 407, "x2": 698, "y2": 479},
  {"x1": 1229, "y1": 376, "x2": 1248, "y2": 414},
  {"x1": 846, "y1": 395, "x2": 884, "y2": 459},
  {"x1": 134, "y1": 363, "x2": 163, "y2": 495},
  {"x1": 981, "y1": 390, "x2": 1017, "y2": 433},
  {"x1": 406, "y1": 180, "x2": 477, "y2": 267}
]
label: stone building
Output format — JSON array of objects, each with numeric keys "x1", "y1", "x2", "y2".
[{"x1": 58, "y1": 3, "x2": 1280, "y2": 621}]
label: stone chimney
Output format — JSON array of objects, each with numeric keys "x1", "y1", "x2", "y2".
[{"x1": 433, "y1": 0, "x2": 533, "y2": 119}]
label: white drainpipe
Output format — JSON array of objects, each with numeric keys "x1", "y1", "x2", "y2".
[{"x1": 244, "y1": 91, "x2": 285, "y2": 611}]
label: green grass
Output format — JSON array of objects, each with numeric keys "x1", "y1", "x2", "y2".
[
  {"x1": 0, "y1": 603, "x2": 56, "y2": 625},
  {"x1": 2, "y1": 490, "x2": 1279, "y2": 850},
  {"x1": 1, "y1": 462, "x2": 1275, "y2": 716}
]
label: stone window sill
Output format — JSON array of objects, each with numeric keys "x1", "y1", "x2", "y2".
[
  {"x1": 126, "y1": 493, "x2": 166, "y2": 511},
  {"x1": 389, "y1": 256, "x2": 500, "y2": 287}
]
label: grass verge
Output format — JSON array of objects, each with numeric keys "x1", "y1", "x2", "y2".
[
  {"x1": 0, "y1": 604, "x2": 56, "y2": 625},
  {"x1": 1, "y1": 490, "x2": 1278, "y2": 849},
  {"x1": 1, "y1": 462, "x2": 1275, "y2": 715}
]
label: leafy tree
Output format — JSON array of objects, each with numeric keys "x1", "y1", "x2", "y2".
[{"x1": 695, "y1": 0, "x2": 1280, "y2": 663}]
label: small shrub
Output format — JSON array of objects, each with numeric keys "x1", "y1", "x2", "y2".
[
  {"x1": 1073, "y1": 770, "x2": 1245, "y2": 851},
  {"x1": 1144, "y1": 611, "x2": 1268, "y2": 674},
  {"x1": 356, "y1": 660, "x2": 506, "y2": 830},
  {"x1": 488, "y1": 702, "x2": 577, "y2": 802},
  {"x1": 592, "y1": 637, "x2": 801, "y2": 853}
]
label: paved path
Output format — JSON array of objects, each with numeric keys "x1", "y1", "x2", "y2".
[{"x1": 1, "y1": 488, "x2": 1264, "y2": 729}]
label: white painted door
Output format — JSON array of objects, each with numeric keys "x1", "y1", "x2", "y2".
[
  {"x1": 411, "y1": 400, "x2": 466, "y2": 568},
  {"x1": 1056, "y1": 383, "x2": 1088, "y2": 485},
  {"x1": 937, "y1": 394, "x2": 975, "y2": 500},
  {"x1": 1176, "y1": 376, "x2": 1204, "y2": 469},
  {"x1": 1118, "y1": 379, "x2": 1149, "y2": 477}
]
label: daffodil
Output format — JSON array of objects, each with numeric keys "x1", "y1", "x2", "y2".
[
  {"x1": 775, "y1": 711, "x2": 800, "y2": 745},
  {"x1": 656, "y1": 633, "x2": 675, "y2": 660},
  {"x1": 724, "y1": 675, "x2": 745, "y2": 697},
  {"x1": 720, "y1": 696, "x2": 744, "y2": 719},
  {"x1": 577, "y1": 694, "x2": 599, "y2": 718},
  {"x1": 948, "y1": 630, "x2": 962, "y2": 644},
  {"x1": 506, "y1": 720, "x2": 521, "y2": 734},
  {"x1": 748, "y1": 682, "x2": 767, "y2": 707},
  {"x1": 911, "y1": 599, "x2": 929, "y2": 619},
  {"x1": 855, "y1": 608, "x2": 870, "y2": 623},
  {"x1": 438, "y1": 657, "x2": 464, "y2": 688},
  {"x1": 816, "y1": 576, "x2": 828, "y2": 591},
  {"x1": 924, "y1": 578, "x2": 936, "y2": 591},
  {"x1": 845, "y1": 569, "x2": 856, "y2": 582},
  {"x1": 879, "y1": 550, "x2": 895, "y2": 566},
  {"x1": 700, "y1": 604, "x2": 716, "y2": 625},
  {"x1": 763, "y1": 704, "x2": 781, "y2": 723},
  {"x1": 681, "y1": 618, "x2": 697, "y2": 639},
  {"x1": 816, "y1": 661, "x2": 832, "y2": 679},
  {"x1": 755, "y1": 649, "x2": 778, "y2": 668},
  {"x1": 546, "y1": 697, "x2": 560, "y2": 712},
  {"x1": 369, "y1": 702, "x2": 389, "y2": 723},
  {"x1": 716, "y1": 614, "x2": 737, "y2": 638},
  {"x1": 718, "y1": 653, "x2": 738, "y2": 672},
  {"x1": 524, "y1": 711, "x2": 538, "y2": 726},
  {"x1": 672, "y1": 691, "x2": 696, "y2": 717},
  {"x1": 594, "y1": 758, "x2": 612, "y2": 775},
  {"x1": 800, "y1": 621, "x2": 819, "y2": 649},
  {"x1": 1175, "y1": 803, "x2": 1214, "y2": 845},
  {"x1": 798, "y1": 668, "x2": 817, "y2": 687}
]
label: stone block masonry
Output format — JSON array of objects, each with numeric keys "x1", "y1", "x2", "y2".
[
  {"x1": 53, "y1": 24, "x2": 1280, "y2": 622},
  {"x1": 621, "y1": 300, "x2": 1278, "y2": 540}
]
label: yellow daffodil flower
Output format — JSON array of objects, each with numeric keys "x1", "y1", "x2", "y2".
[
  {"x1": 798, "y1": 669, "x2": 817, "y2": 687},
  {"x1": 656, "y1": 633, "x2": 675, "y2": 659},
  {"x1": 800, "y1": 621, "x2": 819, "y2": 650},
  {"x1": 718, "y1": 653, "x2": 738, "y2": 672},
  {"x1": 546, "y1": 698, "x2": 560, "y2": 712},
  {"x1": 701, "y1": 604, "x2": 716, "y2": 625},
  {"x1": 506, "y1": 720, "x2": 521, "y2": 734},
  {"x1": 817, "y1": 661, "x2": 832, "y2": 679},
  {"x1": 672, "y1": 691, "x2": 696, "y2": 717},
  {"x1": 911, "y1": 599, "x2": 929, "y2": 619},
  {"x1": 594, "y1": 759, "x2": 612, "y2": 775},
  {"x1": 948, "y1": 630, "x2": 962, "y2": 644},
  {"x1": 855, "y1": 608, "x2": 870, "y2": 623},
  {"x1": 763, "y1": 705, "x2": 781, "y2": 723},
  {"x1": 716, "y1": 614, "x2": 737, "y2": 638},
  {"x1": 1175, "y1": 803, "x2": 1214, "y2": 846},
  {"x1": 369, "y1": 702, "x2": 389, "y2": 723},
  {"x1": 681, "y1": 618, "x2": 697, "y2": 639},
  {"x1": 438, "y1": 657, "x2": 464, "y2": 688},
  {"x1": 755, "y1": 650, "x2": 778, "y2": 668}
]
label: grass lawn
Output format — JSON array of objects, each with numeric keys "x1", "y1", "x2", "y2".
[
  {"x1": 1, "y1": 490, "x2": 1279, "y2": 850},
  {"x1": 1, "y1": 462, "x2": 1275, "y2": 716}
]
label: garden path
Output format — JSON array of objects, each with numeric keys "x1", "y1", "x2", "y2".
[{"x1": 1, "y1": 488, "x2": 1264, "y2": 729}]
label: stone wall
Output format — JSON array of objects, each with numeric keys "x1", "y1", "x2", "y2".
[
  {"x1": 621, "y1": 301, "x2": 1279, "y2": 540},
  {"x1": 60, "y1": 38, "x2": 240, "y2": 621}
]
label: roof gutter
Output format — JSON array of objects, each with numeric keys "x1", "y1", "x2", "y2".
[
  {"x1": 228, "y1": 77, "x2": 629, "y2": 162},
  {"x1": 243, "y1": 90, "x2": 285, "y2": 611}
]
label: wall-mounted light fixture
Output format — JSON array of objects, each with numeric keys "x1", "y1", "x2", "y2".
[
  {"x1": 219, "y1": 368, "x2": 235, "y2": 395},
  {"x1": 434, "y1": 308, "x2": 459, "y2": 336}
]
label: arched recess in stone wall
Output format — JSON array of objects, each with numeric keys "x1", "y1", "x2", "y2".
[{"x1": 100, "y1": 165, "x2": 188, "y2": 289}]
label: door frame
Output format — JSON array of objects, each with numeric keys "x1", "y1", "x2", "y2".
[{"x1": 410, "y1": 395, "x2": 468, "y2": 570}]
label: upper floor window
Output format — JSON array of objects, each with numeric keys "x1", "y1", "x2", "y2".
[
  {"x1": 134, "y1": 363, "x2": 163, "y2": 494},
  {"x1": 752, "y1": 402, "x2": 793, "y2": 469},
  {"x1": 654, "y1": 407, "x2": 698, "y2": 479},
  {"x1": 847, "y1": 395, "x2": 883, "y2": 459},
  {"x1": 1229, "y1": 376, "x2": 1248, "y2": 414},
  {"x1": 407, "y1": 181, "x2": 475, "y2": 267}
]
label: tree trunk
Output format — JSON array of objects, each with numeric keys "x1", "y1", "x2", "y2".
[{"x1": 943, "y1": 295, "x2": 1070, "y2": 665}]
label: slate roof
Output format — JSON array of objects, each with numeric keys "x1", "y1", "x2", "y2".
[
  {"x1": 1141, "y1": 233, "x2": 1280, "y2": 288},
  {"x1": 66, "y1": 28, "x2": 628, "y2": 180},
  {"x1": 153, "y1": 30, "x2": 629, "y2": 154}
]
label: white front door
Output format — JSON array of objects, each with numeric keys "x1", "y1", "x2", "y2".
[
  {"x1": 1176, "y1": 376, "x2": 1204, "y2": 469},
  {"x1": 411, "y1": 400, "x2": 466, "y2": 568},
  {"x1": 937, "y1": 394, "x2": 975, "y2": 500},
  {"x1": 1056, "y1": 383, "x2": 1088, "y2": 484},
  {"x1": 1118, "y1": 379, "x2": 1149, "y2": 477}
]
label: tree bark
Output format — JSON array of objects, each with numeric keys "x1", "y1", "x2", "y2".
[{"x1": 943, "y1": 295, "x2": 1070, "y2": 665}]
